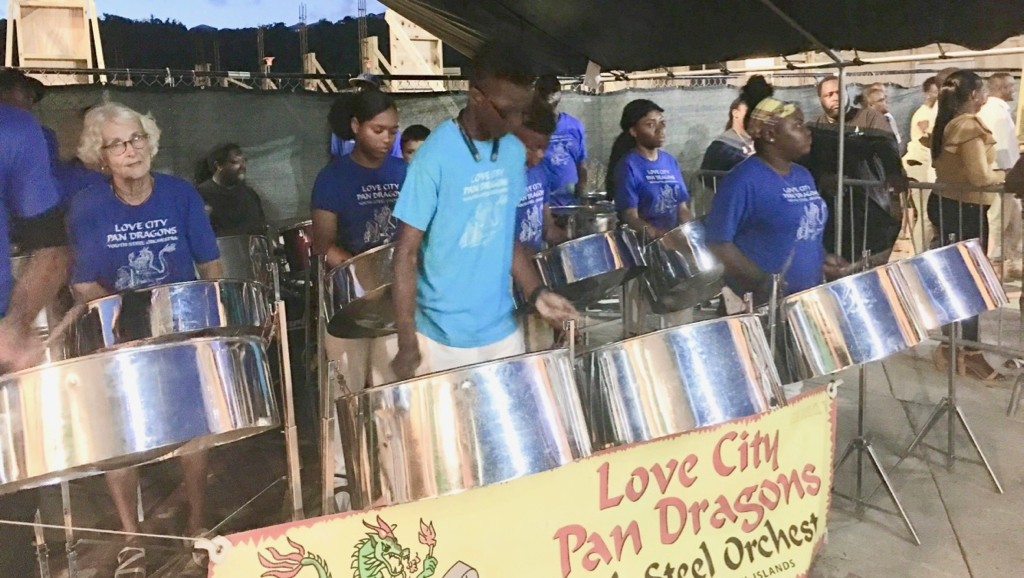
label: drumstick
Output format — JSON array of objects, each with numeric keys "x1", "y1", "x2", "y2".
[{"x1": 43, "y1": 304, "x2": 87, "y2": 348}]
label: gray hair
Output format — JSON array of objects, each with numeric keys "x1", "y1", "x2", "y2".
[{"x1": 77, "y1": 102, "x2": 161, "y2": 169}]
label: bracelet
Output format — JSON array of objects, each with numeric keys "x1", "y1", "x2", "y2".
[{"x1": 528, "y1": 286, "x2": 549, "y2": 307}]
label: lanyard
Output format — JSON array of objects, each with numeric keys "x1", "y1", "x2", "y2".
[{"x1": 455, "y1": 115, "x2": 499, "y2": 162}]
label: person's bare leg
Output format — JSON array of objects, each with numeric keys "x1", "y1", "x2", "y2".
[
  {"x1": 180, "y1": 450, "x2": 209, "y2": 536},
  {"x1": 104, "y1": 468, "x2": 141, "y2": 534}
]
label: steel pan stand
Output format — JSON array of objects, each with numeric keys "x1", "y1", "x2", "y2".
[
  {"x1": 833, "y1": 364, "x2": 920, "y2": 544},
  {"x1": 315, "y1": 256, "x2": 336, "y2": 516},
  {"x1": 891, "y1": 321, "x2": 1003, "y2": 493}
]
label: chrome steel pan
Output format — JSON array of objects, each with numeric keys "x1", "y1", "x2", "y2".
[
  {"x1": 577, "y1": 314, "x2": 780, "y2": 449},
  {"x1": 11, "y1": 255, "x2": 74, "y2": 362},
  {"x1": 533, "y1": 229, "x2": 646, "y2": 307},
  {"x1": 550, "y1": 203, "x2": 617, "y2": 240},
  {"x1": 643, "y1": 221, "x2": 724, "y2": 313},
  {"x1": 889, "y1": 239, "x2": 1007, "y2": 330},
  {"x1": 274, "y1": 219, "x2": 314, "y2": 275},
  {"x1": 214, "y1": 235, "x2": 273, "y2": 286},
  {"x1": 0, "y1": 336, "x2": 278, "y2": 495},
  {"x1": 337, "y1": 349, "x2": 592, "y2": 509},
  {"x1": 326, "y1": 243, "x2": 395, "y2": 338},
  {"x1": 68, "y1": 279, "x2": 270, "y2": 357},
  {"x1": 782, "y1": 265, "x2": 927, "y2": 379}
]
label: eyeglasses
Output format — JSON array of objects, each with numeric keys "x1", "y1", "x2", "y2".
[
  {"x1": 476, "y1": 87, "x2": 522, "y2": 123},
  {"x1": 102, "y1": 134, "x2": 149, "y2": 156}
]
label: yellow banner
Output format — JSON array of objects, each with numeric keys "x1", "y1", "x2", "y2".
[{"x1": 211, "y1": 387, "x2": 836, "y2": 578}]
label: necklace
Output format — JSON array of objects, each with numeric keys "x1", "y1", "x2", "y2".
[
  {"x1": 455, "y1": 113, "x2": 499, "y2": 162},
  {"x1": 113, "y1": 175, "x2": 154, "y2": 206}
]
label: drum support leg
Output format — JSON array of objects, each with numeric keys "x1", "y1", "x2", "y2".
[
  {"x1": 275, "y1": 300, "x2": 304, "y2": 522},
  {"x1": 60, "y1": 482, "x2": 78, "y2": 578},
  {"x1": 315, "y1": 257, "x2": 335, "y2": 517},
  {"x1": 34, "y1": 509, "x2": 51, "y2": 578},
  {"x1": 1007, "y1": 373, "x2": 1024, "y2": 418},
  {"x1": 833, "y1": 364, "x2": 921, "y2": 545},
  {"x1": 890, "y1": 323, "x2": 1003, "y2": 494}
]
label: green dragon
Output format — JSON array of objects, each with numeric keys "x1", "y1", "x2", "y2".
[
  {"x1": 353, "y1": 516, "x2": 438, "y2": 578},
  {"x1": 258, "y1": 537, "x2": 332, "y2": 578}
]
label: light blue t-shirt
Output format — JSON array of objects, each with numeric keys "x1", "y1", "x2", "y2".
[
  {"x1": 705, "y1": 156, "x2": 828, "y2": 294},
  {"x1": 542, "y1": 112, "x2": 587, "y2": 207},
  {"x1": 393, "y1": 120, "x2": 527, "y2": 348},
  {"x1": 613, "y1": 150, "x2": 690, "y2": 231}
]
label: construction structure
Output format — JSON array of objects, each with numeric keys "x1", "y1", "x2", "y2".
[
  {"x1": 4, "y1": 0, "x2": 107, "y2": 84},
  {"x1": 361, "y1": 9, "x2": 447, "y2": 92}
]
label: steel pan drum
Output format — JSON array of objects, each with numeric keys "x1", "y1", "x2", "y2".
[
  {"x1": 214, "y1": 235, "x2": 273, "y2": 286},
  {"x1": 0, "y1": 336, "x2": 278, "y2": 494},
  {"x1": 577, "y1": 314, "x2": 780, "y2": 449},
  {"x1": 275, "y1": 219, "x2": 314, "y2": 275},
  {"x1": 337, "y1": 349, "x2": 592, "y2": 509},
  {"x1": 11, "y1": 255, "x2": 74, "y2": 362},
  {"x1": 68, "y1": 279, "x2": 270, "y2": 357},
  {"x1": 783, "y1": 265, "x2": 927, "y2": 380},
  {"x1": 643, "y1": 221, "x2": 724, "y2": 313},
  {"x1": 533, "y1": 229, "x2": 645, "y2": 307},
  {"x1": 327, "y1": 243, "x2": 396, "y2": 338},
  {"x1": 550, "y1": 203, "x2": 617, "y2": 240},
  {"x1": 889, "y1": 239, "x2": 1007, "y2": 330}
]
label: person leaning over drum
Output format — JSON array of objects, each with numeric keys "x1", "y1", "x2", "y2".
[
  {"x1": 513, "y1": 96, "x2": 569, "y2": 351},
  {"x1": 311, "y1": 89, "x2": 407, "y2": 391},
  {"x1": 607, "y1": 99, "x2": 695, "y2": 334},
  {"x1": 68, "y1": 102, "x2": 223, "y2": 575},
  {"x1": 705, "y1": 77, "x2": 850, "y2": 310},
  {"x1": 927, "y1": 70, "x2": 1007, "y2": 381}
]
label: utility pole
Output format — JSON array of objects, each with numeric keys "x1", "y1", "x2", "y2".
[{"x1": 358, "y1": 0, "x2": 368, "y2": 72}]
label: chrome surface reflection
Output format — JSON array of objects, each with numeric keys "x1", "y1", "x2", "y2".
[
  {"x1": 643, "y1": 221, "x2": 724, "y2": 313},
  {"x1": 327, "y1": 243, "x2": 396, "y2": 338},
  {"x1": 337, "y1": 349, "x2": 592, "y2": 509},
  {"x1": 215, "y1": 235, "x2": 274, "y2": 286},
  {"x1": 0, "y1": 336, "x2": 279, "y2": 494},
  {"x1": 576, "y1": 314, "x2": 780, "y2": 449},
  {"x1": 550, "y1": 203, "x2": 617, "y2": 240},
  {"x1": 533, "y1": 229, "x2": 646, "y2": 307},
  {"x1": 890, "y1": 239, "x2": 1007, "y2": 330},
  {"x1": 69, "y1": 280, "x2": 270, "y2": 357},
  {"x1": 11, "y1": 255, "x2": 74, "y2": 362},
  {"x1": 274, "y1": 219, "x2": 314, "y2": 275},
  {"x1": 783, "y1": 265, "x2": 926, "y2": 379}
]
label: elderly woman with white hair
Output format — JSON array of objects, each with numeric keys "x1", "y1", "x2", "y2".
[{"x1": 68, "y1": 102, "x2": 222, "y2": 576}]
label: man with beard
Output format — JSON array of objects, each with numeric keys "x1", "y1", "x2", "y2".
[
  {"x1": 196, "y1": 143, "x2": 268, "y2": 236},
  {"x1": 806, "y1": 75, "x2": 905, "y2": 265}
]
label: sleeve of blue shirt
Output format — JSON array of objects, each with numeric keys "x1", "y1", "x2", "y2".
[
  {"x1": 67, "y1": 191, "x2": 103, "y2": 285},
  {"x1": 613, "y1": 157, "x2": 639, "y2": 212},
  {"x1": 393, "y1": 151, "x2": 441, "y2": 232},
  {"x1": 310, "y1": 165, "x2": 337, "y2": 213},
  {"x1": 5, "y1": 111, "x2": 62, "y2": 219},
  {"x1": 574, "y1": 118, "x2": 588, "y2": 162},
  {"x1": 705, "y1": 169, "x2": 752, "y2": 245},
  {"x1": 668, "y1": 155, "x2": 691, "y2": 203},
  {"x1": 184, "y1": 183, "x2": 221, "y2": 264}
]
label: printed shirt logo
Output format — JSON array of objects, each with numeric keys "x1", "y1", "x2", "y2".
[
  {"x1": 106, "y1": 218, "x2": 181, "y2": 291},
  {"x1": 364, "y1": 205, "x2": 398, "y2": 245},
  {"x1": 115, "y1": 243, "x2": 176, "y2": 290},
  {"x1": 548, "y1": 140, "x2": 572, "y2": 167},
  {"x1": 653, "y1": 183, "x2": 680, "y2": 217},
  {"x1": 796, "y1": 201, "x2": 827, "y2": 242},
  {"x1": 459, "y1": 168, "x2": 510, "y2": 249}
]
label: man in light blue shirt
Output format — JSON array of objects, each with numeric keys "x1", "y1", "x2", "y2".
[{"x1": 390, "y1": 47, "x2": 576, "y2": 380}]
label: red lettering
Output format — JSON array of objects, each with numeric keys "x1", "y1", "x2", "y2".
[
  {"x1": 611, "y1": 521, "x2": 643, "y2": 559},
  {"x1": 553, "y1": 524, "x2": 587, "y2": 577},
  {"x1": 776, "y1": 469, "x2": 806, "y2": 502},
  {"x1": 650, "y1": 459, "x2": 678, "y2": 494},
  {"x1": 679, "y1": 454, "x2": 699, "y2": 487},
  {"x1": 598, "y1": 462, "x2": 624, "y2": 510},
  {"x1": 713, "y1": 432, "x2": 737, "y2": 476},
  {"x1": 688, "y1": 499, "x2": 709, "y2": 535},
  {"x1": 710, "y1": 494, "x2": 737, "y2": 529},
  {"x1": 656, "y1": 497, "x2": 687, "y2": 545},
  {"x1": 758, "y1": 479, "x2": 782, "y2": 511},
  {"x1": 764, "y1": 430, "x2": 780, "y2": 471},
  {"x1": 734, "y1": 484, "x2": 765, "y2": 533},
  {"x1": 625, "y1": 467, "x2": 650, "y2": 502},
  {"x1": 802, "y1": 463, "x2": 822, "y2": 495},
  {"x1": 583, "y1": 533, "x2": 612, "y2": 572}
]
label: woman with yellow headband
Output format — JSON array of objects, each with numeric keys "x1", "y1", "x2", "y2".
[{"x1": 706, "y1": 76, "x2": 850, "y2": 307}]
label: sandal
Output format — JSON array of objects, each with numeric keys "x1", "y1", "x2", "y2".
[
  {"x1": 958, "y1": 350, "x2": 1004, "y2": 382},
  {"x1": 115, "y1": 545, "x2": 146, "y2": 577},
  {"x1": 932, "y1": 344, "x2": 950, "y2": 372}
]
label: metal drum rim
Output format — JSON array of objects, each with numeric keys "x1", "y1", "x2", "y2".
[
  {"x1": 579, "y1": 313, "x2": 760, "y2": 357},
  {"x1": 340, "y1": 348, "x2": 571, "y2": 399},
  {"x1": 550, "y1": 204, "x2": 616, "y2": 215},
  {"x1": 534, "y1": 230, "x2": 625, "y2": 256},
  {"x1": 83, "y1": 278, "x2": 269, "y2": 307},
  {"x1": 781, "y1": 261, "x2": 894, "y2": 303},
  {"x1": 0, "y1": 334, "x2": 266, "y2": 379},
  {"x1": 645, "y1": 220, "x2": 704, "y2": 249},
  {"x1": 273, "y1": 218, "x2": 313, "y2": 233},
  {"x1": 328, "y1": 241, "x2": 395, "y2": 276}
]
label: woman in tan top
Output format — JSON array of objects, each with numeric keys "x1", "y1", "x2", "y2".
[{"x1": 928, "y1": 69, "x2": 1005, "y2": 380}]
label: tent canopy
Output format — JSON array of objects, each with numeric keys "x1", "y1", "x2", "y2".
[{"x1": 381, "y1": 0, "x2": 1024, "y2": 74}]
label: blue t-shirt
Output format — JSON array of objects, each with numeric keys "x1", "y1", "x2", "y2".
[
  {"x1": 56, "y1": 161, "x2": 107, "y2": 201},
  {"x1": 705, "y1": 157, "x2": 828, "y2": 294},
  {"x1": 68, "y1": 173, "x2": 221, "y2": 293},
  {"x1": 613, "y1": 150, "x2": 690, "y2": 231},
  {"x1": 542, "y1": 112, "x2": 588, "y2": 207},
  {"x1": 514, "y1": 165, "x2": 552, "y2": 252},
  {"x1": 0, "y1": 105, "x2": 63, "y2": 315},
  {"x1": 393, "y1": 120, "x2": 527, "y2": 348},
  {"x1": 311, "y1": 154, "x2": 407, "y2": 255}
]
